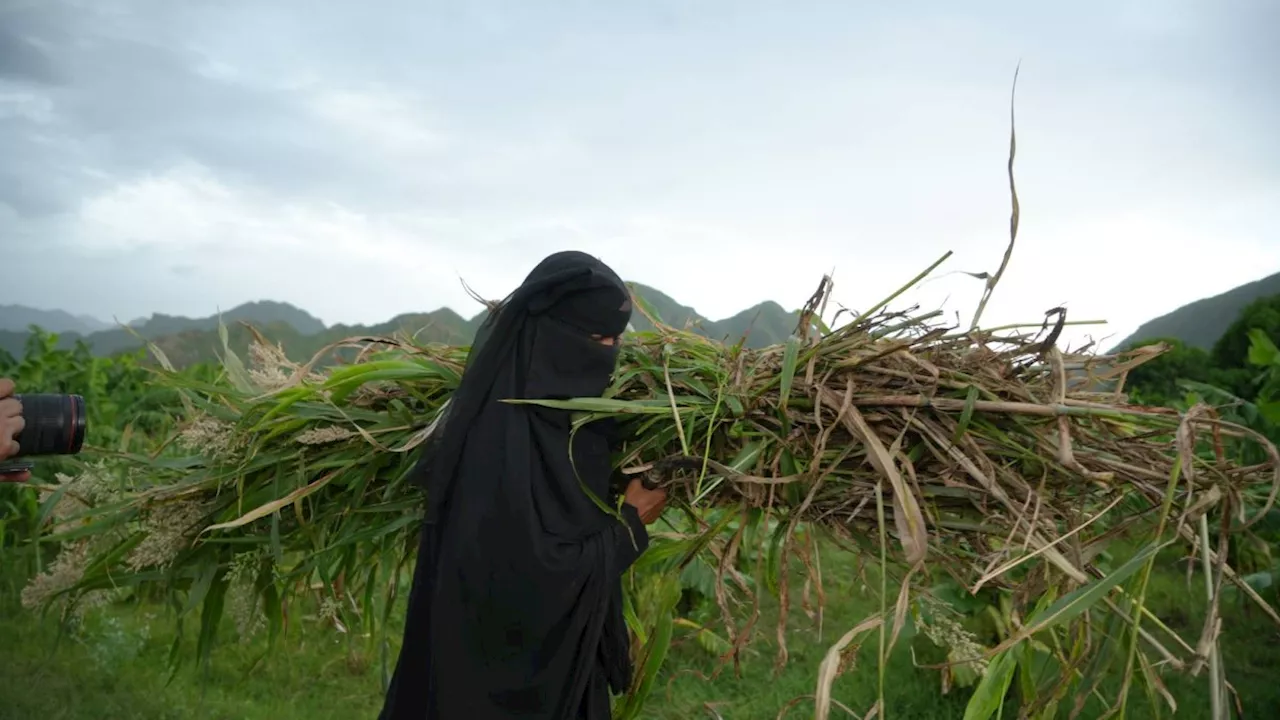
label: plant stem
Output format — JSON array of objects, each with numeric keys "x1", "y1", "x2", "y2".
[{"x1": 1199, "y1": 514, "x2": 1224, "y2": 720}]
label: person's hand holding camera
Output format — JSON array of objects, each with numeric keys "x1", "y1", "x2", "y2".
[{"x1": 1, "y1": 378, "x2": 29, "y2": 482}]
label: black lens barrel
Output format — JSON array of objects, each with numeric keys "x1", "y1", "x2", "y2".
[{"x1": 12, "y1": 394, "x2": 87, "y2": 457}]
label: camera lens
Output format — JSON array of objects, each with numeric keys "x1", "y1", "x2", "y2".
[{"x1": 12, "y1": 394, "x2": 87, "y2": 457}]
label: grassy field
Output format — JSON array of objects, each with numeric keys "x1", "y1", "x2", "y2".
[{"x1": 2, "y1": 541, "x2": 1279, "y2": 720}]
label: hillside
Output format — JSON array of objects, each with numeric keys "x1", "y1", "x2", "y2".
[
  {"x1": 1112, "y1": 270, "x2": 1280, "y2": 351},
  {"x1": 10, "y1": 266, "x2": 1280, "y2": 369},
  {"x1": 628, "y1": 283, "x2": 800, "y2": 346},
  {"x1": 0, "y1": 305, "x2": 111, "y2": 335},
  {"x1": 0, "y1": 301, "x2": 329, "y2": 359},
  {"x1": 0, "y1": 285, "x2": 799, "y2": 368}
]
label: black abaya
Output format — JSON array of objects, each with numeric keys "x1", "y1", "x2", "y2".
[{"x1": 378, "y1": 251, "x2": 648, "y2": 720}]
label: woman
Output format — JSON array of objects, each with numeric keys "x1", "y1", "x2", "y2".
[{"x1": 379, "y1": 251, "x2": 668, "y2": 719}]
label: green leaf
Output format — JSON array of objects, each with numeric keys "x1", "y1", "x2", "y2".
[
  {"x1": 263, "y1": 581, "x2": 283, "y2": 649},
  {"x1": 505, "y1": 397, "x2": 692, "y2": 415},
  {"x1": 724, "y1": 395, "x2": 745, "y2": 417},
  {"x1": 777, "y1": 336, "x2": 801, "y2": 432},
  {"x1": 952, "y1": 385, "x2": 981, "y2": 444},
  {"x1": 1258, "y1": 400, "x2": 1280, "y2": 425},
  {"x1": 963, "y1": 648, "x2": 1017, "y2": 720},
  {"x1": 196, "y1": 568, "x2": 230, "y2": 672},
  {"x1": 183, "y1": 559, "x2": 219, "y2": 616},
  {"x1": 627, "y1": 286, "x2": 666, "y2": 325},
  {"x1": 634, "y1": 508, "x2": 738, "y2": 576},
  {"x1": 165, "y1": 619, "x2": 187, "y2": 684},
  {"x1": 615, "y1": 573, "x2": 681, "y2": 719},
  {"x1": 1246, "y1": 328, "x2": 1280, "y2": 368},
  {"x1": 270, "y1": 511, "x2": 284, "y2": 565},
  {"x1": 202, "y1": 469, "x2": 343, "y2": 533},
  {"x1": 1242, "y1": 571, "x2": 1275, "y2": 591},
  {"x1": 727, "y1": 441, "x2": 763, "y2": 472},
  {"x1": 764, "y1": 513, "x2": 791, "y2": 595},
  {"x1": 997, "y1": 541, "x2": 1166, "y2": 652},
  {"x1": 218, "y1": 317, "x2": 255, "y2": 394},
  {"x1": 676, "y1": 617, "x2": 732, "y2": 656},
  {"x1": 621, "y1": 584, "x2": 646, "y2": 646}
]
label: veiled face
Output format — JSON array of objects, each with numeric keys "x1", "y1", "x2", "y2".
[
  {"x1": 548, "y1": 285, "x2": 631, "y2": 338},
  {"x1": 518, "y1": 254, "x2": 633, "y2": 400}
]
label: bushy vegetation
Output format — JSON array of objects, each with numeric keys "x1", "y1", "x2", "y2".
[
  {"x1": 3, "y1": 289, "x2": 1280, "y2": 719},
  {"x1": 1124, "y1": 294, "x2": 1280, "y2": 409}
]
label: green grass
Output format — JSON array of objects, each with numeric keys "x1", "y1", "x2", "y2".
[{"x1": 1, "y1": 545, "x2": 1278, "y2": 719}]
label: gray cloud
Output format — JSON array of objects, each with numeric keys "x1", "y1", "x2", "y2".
[
  {"x1": 1, "y1": 2, "x2": 453, "y2": 219},
  {"x1": 0, "y1": 29, "x2": 62, "y2": 85},
  {"x1": 0, "y1": 0, "x2": 1276, "y2": 340}
]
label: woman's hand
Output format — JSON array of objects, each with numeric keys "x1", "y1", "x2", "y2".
[{"x1": 623, "y1": 477, "x2": 667, "y2": 524}]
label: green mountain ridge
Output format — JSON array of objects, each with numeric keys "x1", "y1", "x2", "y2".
[
  {"x1": 1111, "y1": 271, "x2": 1280, "y2": 351},
  {"x1": 0, "y1": 305, "x2": 112, "y2": 335},
  {"x1": 0, "y1": 283, "x2": 801, "y2": 368},
  {"x1": 8, "y1": 267, "x2": 1278, "y2": 370}
]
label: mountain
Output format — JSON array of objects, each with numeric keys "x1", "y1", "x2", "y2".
[
  {"x1": 714, "y1": 301, "x2": 799, "y2": 346},
  {"x1": 629, "y1": 283, "x2": 703, "y2": 330},
  {"x1": 1, "y1": 285, "x2": 801, "y2": 368},
  {"x1": 16, "y1": 265, "x2": 1276, "y2": 371},
  {"x1": 116, "y1": 301, "x2": 326, "y2": 339},
  {"x1": 0, "y1": 305, "x2": 112, "y2": 335},
  {"x1": 329, "y1": 308, "x2": 480, "y2": 345},
  {"x1": 628, "y1": 283, "x2": 801, "y2": 346},
  {"x1": 1112, "y1": 271, "x2": 1280, "y2": 351},
  {"x1": 0, "y1": 301, "x2": 328, "y2": 360}
]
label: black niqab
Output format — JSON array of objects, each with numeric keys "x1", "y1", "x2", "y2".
[{"x1": 379, "y1": 251, "x2": 648, "y2": 720}]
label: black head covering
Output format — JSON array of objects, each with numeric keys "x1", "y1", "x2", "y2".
[{"x1": 379, "y1": 251, "x2": 648, "y2": 720}]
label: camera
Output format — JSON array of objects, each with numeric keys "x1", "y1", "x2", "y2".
[{"x1": 0, "y1": 394, "x2": 88, "y2": 474}]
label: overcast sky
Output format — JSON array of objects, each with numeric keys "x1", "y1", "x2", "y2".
[{"x1": 1, "y1": 0, "x2": 1277, "y2": 347}]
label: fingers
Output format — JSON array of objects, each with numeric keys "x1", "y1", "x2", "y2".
[
  {"x1": 0, "y1": 400, "x2": 23, "y2": 461},
  {"x1": 1, "y1": 380, "x2": 31, "y2": 478},
  {"x1": 623, "y1": 477, "x2": 669, "y2": 524},
  {"x1": 652, "y1": 490, "x2": 668, "y2": 522},
  {"x1": 0, "y1": 397, "x2": 20, "y2": 418},
  {"x1": 641, "y1": 491, "x2": 668, "y2": 524},
  {"x1": 0, "y1": 433, "x2": 19, "y2": 460}
]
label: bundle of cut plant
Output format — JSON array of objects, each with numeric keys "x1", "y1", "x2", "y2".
[{"x1": 21, "y1": 276, "x2": 1280, "y2": 718}]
